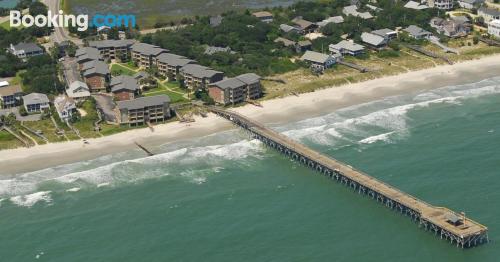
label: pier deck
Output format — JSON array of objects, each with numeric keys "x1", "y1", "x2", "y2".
[{"x1": 209, "y1": 107, "x2": 488, "y2": 248}]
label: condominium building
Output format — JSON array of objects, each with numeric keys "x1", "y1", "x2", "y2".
[
  {"x1": 208, "y1": 73, "x2": 262, "y2": 105},
  {"x1": 88, "y1": 39, "x2": 136, "y2": 61},
  {"x1": 131, "y1": 43, "x2": 168, "y2": 68},
  {"x1": 117, "y1": 95, "x2": 171, "y2": 126}
]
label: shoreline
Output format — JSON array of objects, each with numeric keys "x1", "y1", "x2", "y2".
[{"x1": 1, "y1": 54, "x2": 500, "y2": 175}]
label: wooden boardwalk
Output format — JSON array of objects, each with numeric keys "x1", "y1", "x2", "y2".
[{"x1": 208, "y1": 107, "x2": 488, "y2": 248}]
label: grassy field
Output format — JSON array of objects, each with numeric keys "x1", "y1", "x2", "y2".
[
  {"x1": 110, "y1": 63, "x2": 137, "y2": 76},
  {"x1": 0, "y1": 130, "x2": 24, "y2": 150},
  {"x1": 143, "y1": 82, "x2": 189, "y2": 104}
]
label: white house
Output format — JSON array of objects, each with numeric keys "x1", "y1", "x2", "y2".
[
  {"x1": 67, "y1": 81, "x2": 91, "y2": 101},
  {"x1": 54, "y1": 95, "x2": 77, "y2": 121},
  {"x1": 457, "y1": 0, "x2": 485, "y2": 9},
  {"x1": 23, "y1": 93, "x2": 50, "y2": 113},
  {"x1": 488, "y1": 20, "x2": 500, "y2": 38},
  {"x1": 300, "y1": 51, "x2": 339, "y2": 71}
]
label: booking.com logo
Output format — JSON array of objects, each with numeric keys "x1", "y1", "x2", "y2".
[{"x1": 10, "y1": 10, "x2": 136, "y2": 32}]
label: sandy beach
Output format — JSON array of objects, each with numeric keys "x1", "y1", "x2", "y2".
[{"x1": 2, "y1": 54, "x2": 500, "y2": 174}]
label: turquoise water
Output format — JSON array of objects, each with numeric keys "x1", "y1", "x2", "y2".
[{"x1": 1, "y1": 76, "x2": 500, "y2": 261}]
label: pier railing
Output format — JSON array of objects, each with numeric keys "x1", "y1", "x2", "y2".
[{"x1": 207, "y1": 106, "x2": 489, "y2": 248}]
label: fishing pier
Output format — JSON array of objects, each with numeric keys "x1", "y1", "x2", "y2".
[{"x1": 208, "y1": 107, "x2": 488, "y2": 248}]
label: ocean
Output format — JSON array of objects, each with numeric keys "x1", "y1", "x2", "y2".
[{"x1": 1, "y1": 75, "x2": 500, "y2": 261}]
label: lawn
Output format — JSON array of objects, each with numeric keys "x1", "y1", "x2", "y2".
[
  {"x1": 111, "y1": 63, "x2": 137, "y2": 76},
  {"x1": 143, "y1": 82, "x2": 189, "y2": 103},
  {"x1": 72, "y1": 99, "x2": 102, "y2": 139},
  {"x1": 0, "y1": 20, "x2": 11, "y2": 30},
  {"x1": 0, "y1": 130, "x2": 24, "y2": 150},
  {"x1": 22, "y1": 119, "x2": 67, "y2": 143}
]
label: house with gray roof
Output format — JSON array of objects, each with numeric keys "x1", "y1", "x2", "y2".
[
  {"x1": 478, "y1": 7, "x2": 500, "y2": 23},
  {"x1": 156, "y1": 53, "x2": 195, "y2": 80},
  {"x1": 317, "y1": 16, "x2": 345, "y2": 27},
  {"x1": 110, "y1": 75, "x2": 140, "y2": 101},
  {"x1": 54, "y1": 95, "x2": 77, "y2": 121},
  {"x1": 458, "y1": 0, "x2": 485, "y2": 9},
  {"x1": 343, "y1": 5, "x2": 373, "y2": 19},
  {"x1": 301, "y1": 51, "x2": 339, "y2": 71},
  {"x1": 23, "y1": 93, "x2": 49, "y2": 113},
  {"x1": 8, "y1": 43, "x2": 44, "y2": 60},
  {"x1": 361, "y1": 32, "x2": 388, "y2": 49},
  {"x1": 131, "y1": 43, "x2": 168, "y2": 68},
  {"x1": 0, "y1": 82, "x2": 22, "y2": 109},
  {"x1": 371, "y1": 28, "x2": 398, "y2": 40},
  {"x1": 76, "y1": 47, "x2": 103, "y2": 69},
  {"x1": 88, "y1": 39, "x2": 136, "y2": 61},
  {"x1": 274, "y1": 37, "x2": 296, "y2": 47},
  {"x1": 82, "y1": 60, "x2": 110, "y2": 92},
  {"x1": 252, "y1": 11, "x2": 274, "y2": 23},
  {"x1": 117, "y1": 95, "x2": 171, "y2": 126},
  {"x1": 404, "y1": 25, "x2": 433, "y2": 39},
  {"x1": 67, "y1": 81, "x2": 90, "y2": 101},
  {"x1": 180, "y1": 64, "x2": 224, "y2": 89},
  {"x1": 291, "y1": 17, "x2": 317, "y2": 34},
  {"x1": 329, "y1": 40, "x2": 365, "y2": 56},
  {"x1": 430, "y1": 17, "x2": 471, "y2": 38},
  {"x1": 280, "y1": 24, "x2": 300, "y2": 33},
  {"x1": 208, "y1": 73, "x2": 262, "y2": 105},
  {"x1": 404, "y1": 1, "x2": 429, "y2": 10}
]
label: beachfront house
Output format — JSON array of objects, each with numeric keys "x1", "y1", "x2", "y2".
[
  {"x1": 54, "y1": 95, "x2": 77, "y2": 122},
  {"x1": 110, "y1": 75, "x2": 140, "y2": 101},
  {"x1": 0, "y1": 81, "x2": 22, "y2": 109},
  {"x1": 131, "y1": 43, "x2": 168, "y2": 68},
  {"x1": 361, "y1": 32, "x2": 388, "y2": 49},
  {"x1": 296, "y1": 40, "x2": 313, "y2": 53},
  {"x1": 252, "y1": 11, "x2": 274, "y2": 23},
  {"x1": 117, "y1": 95, "x2": 171, "y2": 127},
  {"x1": 82, "y1": 60, "x2": 110, "y2": 92},
  {"x1": 8, "y1": 43, "x2": 44, "y2": 60},
  {"x1": 329, "y1": 40, "x2": 365, "y2": 56},
  {"x1": 300, "y1": 51, "x2": 339, "y2": 71},
  {"x1": 67, "y1": 81, "x2": 91, "y2": 102},
  {"x1": 23, "y1": 93, "x2": 49, "y2": 113},
  {"x1": 180, "y1": 64, "x2": 224, "y2": 90},
  {"x1": 404, "y1": 25, "x2": 433, "y2": 39},
  {"x1": 478, "y1": 7, "x2": 500, "y2": 24},
  {"x1": 488, "y1": 20, "x2": 500, "y2": 38},
  {"x1": 88, "y1": 39, "x2": 136, "y2": 61},
  {"x1": 208, "y1": 73, "x2": 262, "y2": 105},
  {"x1": 457, "y1": 0, "x2": 485, "y2": 9},
  {"x1": 430, "y1": 17, "x2": 471, "y2": 38}
]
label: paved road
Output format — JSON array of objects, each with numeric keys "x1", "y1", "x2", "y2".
[
  {"x1": 40, "y1": 0, "x2": 83, "y2": 46},
  {"x1": 62, "y1": 57, "x2": 81, "y2": 84},
  {"x1": 0, "y1": 107, "x2": 42, "y2": 121}
]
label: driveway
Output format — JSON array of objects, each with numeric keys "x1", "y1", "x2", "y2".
[
  {"x1": 0, "y1": 107, "x2": 42, "y2": 121},
  {"x1": 93, "y1": 94, "x2": 117, "y2": 123},
  {"x1": 62, "y1": 57, "x2": 81, "y2": 85}
]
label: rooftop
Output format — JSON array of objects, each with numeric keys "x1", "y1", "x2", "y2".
[
  {"x1": 301, "y1": 51, "x2": 333, "y2": 64},
  {"x1": 0, "y1": 84, "x2": 22, "y2": 97},
  {"x1": 156, "y1": 53, "x2": 194, "y2": 67},
  {"x1": 131, "y1": 43, "x2": 168, "y2": 56},
  {"x1": 110, "y1": 75, "x2": 140, "y2": 92},
  {"x1": 88, "y1": 39, "x2": 136, "y2": 49},
  {"x1": 252, "y1": 11, "x2": 273, "y2": 18},
  {"x1": 23, "y1": 93, "x2": 49, "y2": 105},
  {"x1": 317, "y1": 16, "x2": 344, "y2": 27},
  {"x1": 330, "y1": 40, "x2": 365, "y2": 52},
  {"x1": 181, "y1": 64, "x2": 223, "y2": 79},
  {"x1": 117, "y1": 95, "x2": 170, "y2": 110},
  {"x1": 11, "y1": 42, "x2": 43, "y2": 53},
  {"x1": 82, "y1": 60, "x2": 110, "y2": 76},
  {"x1": 361, "y1": 32, "x2": 387, "y2": 46}
]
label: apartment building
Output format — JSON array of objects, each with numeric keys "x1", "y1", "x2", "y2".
[
  {"x1": 208, "y1": 73, "x2": 262, "y2": 105},
  {"x1": 131, "y1": 43, "x2": 168, "y2": 68},
  {"x1": 180, "y1": 64, "x2": 224, "y2": 89},
  {"x1": 117, "y1": 95, "x2": 171, "y2": 126}
]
